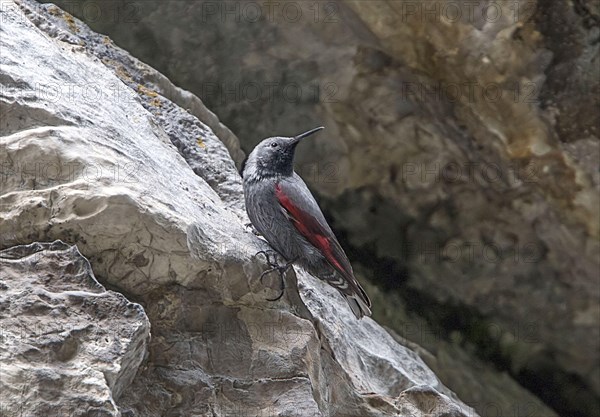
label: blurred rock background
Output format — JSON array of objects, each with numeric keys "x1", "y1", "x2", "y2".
[{"x1": 31, "y1": 0, "x2": 600, "y2": 416}]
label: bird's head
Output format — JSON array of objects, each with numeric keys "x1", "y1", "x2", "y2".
[{"x1": 243, "y1": 126, "x2": 324, "y2": 180}]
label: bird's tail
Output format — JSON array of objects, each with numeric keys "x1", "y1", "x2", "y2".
[
  {"x1": 324, "y1": 270, "x2": 372, "y2": 319},
  {"x1": 343, "y1": 291, "x2": 372, "y2": 319}
]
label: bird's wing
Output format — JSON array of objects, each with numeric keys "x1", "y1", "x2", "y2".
[
  {"x1": 274, "y1": 174, "x2": 372, "y2": 318},
  {"x1": 274, "y1": 175, "x2": 354, "y2": 280}
]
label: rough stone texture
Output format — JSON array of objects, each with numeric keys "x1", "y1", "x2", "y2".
[
  {"x1": 0, "y1": 240, "x2": 150, "y2": 417},
  {"x1": 59, "y1": 1, "x2": 599, "y2": 415},
  {"x1": 0, "y1": 1, "x2": 477, "y2": 416}
]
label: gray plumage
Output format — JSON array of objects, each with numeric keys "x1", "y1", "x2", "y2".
[{"x1": 242, "y1": 127, "x2": 371, "y2": 319}]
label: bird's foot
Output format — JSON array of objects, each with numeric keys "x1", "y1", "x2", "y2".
[
  {"x1": 255, "y1": 250, "x2": 282, "y2": 268},
  {"x1": 261, "y1": 266, "x2": 286, "y2": 301},
  {"x1": 256, "y1": 254, "x2": 296, "y2": 301}
]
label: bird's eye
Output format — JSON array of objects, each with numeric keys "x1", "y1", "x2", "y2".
[{"x1": 270, "y1": 142, "x2": 278, "y2": 148}]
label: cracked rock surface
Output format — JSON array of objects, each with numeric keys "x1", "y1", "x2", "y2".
[
  {"x1": 0, "y1": 1, "x2": 477, "y2": 416},
  {"x1": 0, "y1": 241, "x2": 150, "y2": 417}
]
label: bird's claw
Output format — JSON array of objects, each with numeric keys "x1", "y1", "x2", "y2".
[
  {"x1": 255, "y1": 250, "x2": 281, "y2": 268},
  {"x1": 266, "y1": 293, "x2": 285, "y2": 302},
  {"x1": 256, "y1": 256, "x2": 295, "y2": 302},
  {"x1": 258, "y1": 265, "x2": 286, "y2": 301}
]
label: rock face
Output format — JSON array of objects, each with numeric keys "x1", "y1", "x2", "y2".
[
  {"x1": 0, "y1": 1, "x2": 477, "y2": 416},
  {"x1": 59, "y1": 1, "x2": 599, "y2": 415},
  {"x1": 0, "y1": 241, "x2": 150, "y2": 417}
]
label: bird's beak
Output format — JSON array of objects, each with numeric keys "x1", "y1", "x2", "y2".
[{"x1": 291, "y1": 126, "x2": 324, "y2": 145}]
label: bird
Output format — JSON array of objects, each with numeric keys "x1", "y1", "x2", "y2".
[{"x1": 242, "y1": 126, "x2": 372, "y2": 319}]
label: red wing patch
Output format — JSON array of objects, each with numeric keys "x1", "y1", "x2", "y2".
[{"x1": 275, "y1": 183, "x2": 346, "y2": 274}]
